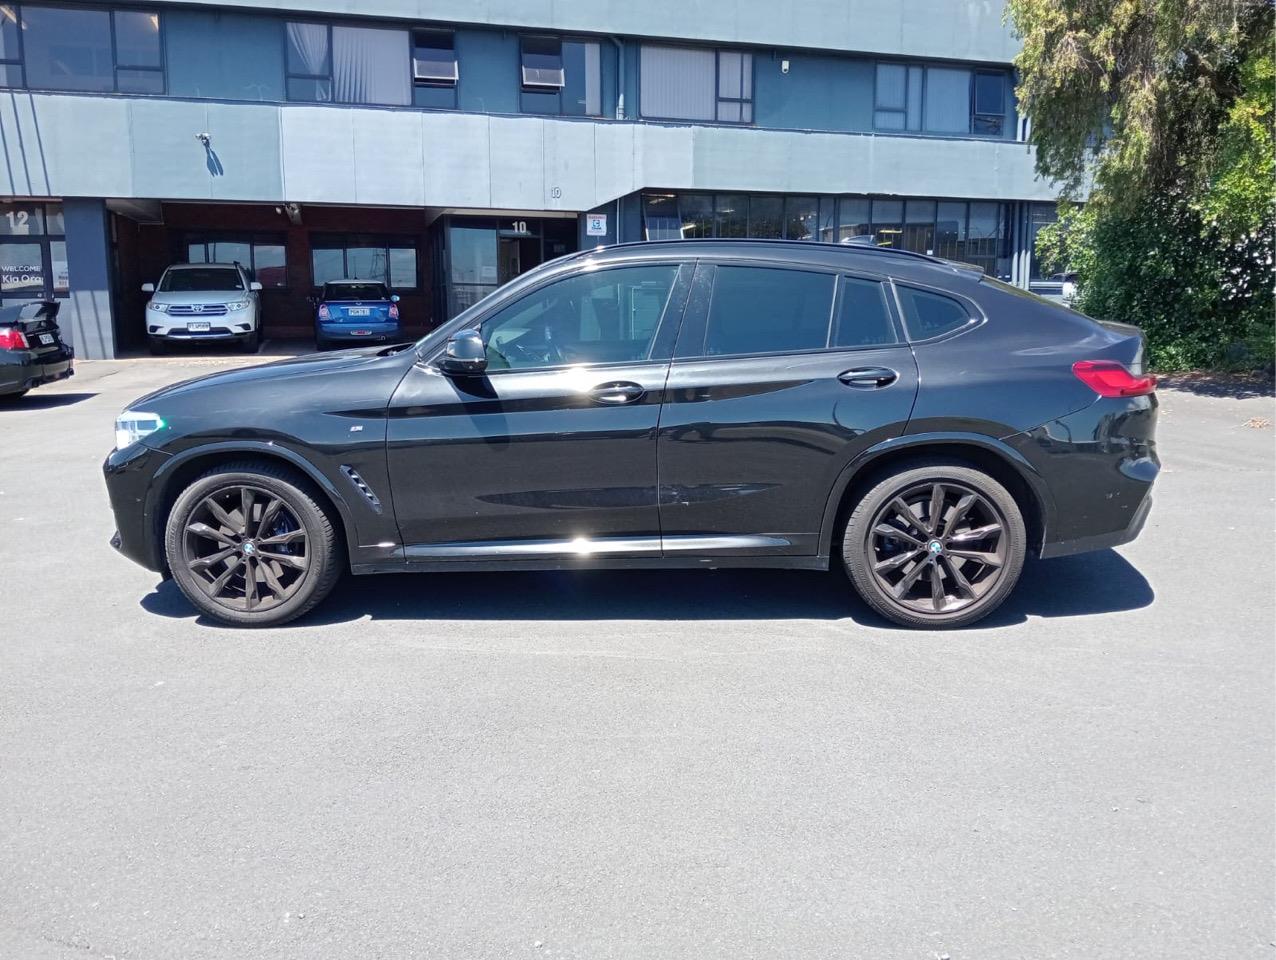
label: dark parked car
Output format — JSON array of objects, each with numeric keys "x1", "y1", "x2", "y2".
[
  {"x1": 1, "y1": 301, "x2": 74, "y2": 400},
  {"x1": 104, "y1": 240, "x2": 1158, "y2": 629},
  {"x1": 313, "y1": 280, "x2": 402, "y2": 350}
]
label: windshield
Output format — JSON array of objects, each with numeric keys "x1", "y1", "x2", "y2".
[
  {"x1": 324, "y1": 283, "x2": 389, "y2": 301},
  {"x1": 160, "y1": 267, "x2": 244, "y2": 292}
]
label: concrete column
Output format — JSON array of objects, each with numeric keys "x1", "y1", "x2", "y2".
[{"x1": 62, "y1": 198, "x2": 116, "y2": 359}]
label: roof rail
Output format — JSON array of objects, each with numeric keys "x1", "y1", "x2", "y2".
[{"x1": 576, "y1": 237, "x2": 984, "y2": 275}]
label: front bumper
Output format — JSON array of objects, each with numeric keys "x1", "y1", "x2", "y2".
[
  {"x1": 0, "y1": 344, "x2": 74, "y2": 394},
  {"x1": 103, "y1": 442, "x2": 171, "y2": 572}
]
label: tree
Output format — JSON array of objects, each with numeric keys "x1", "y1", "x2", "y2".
[{"x1": 1007, "y1": 0, "x2": 1274, "y2": 369}]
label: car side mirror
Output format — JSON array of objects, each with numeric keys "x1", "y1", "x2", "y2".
[
  {"x1": 141, "y1": 283, "x2": 154, "y2": 293},
  {"x1": 249, "y1": 281, "x2": 263, "y2": 291},
  {"x1": 437, "y1": 329, "x2": 487, "y2": 376},
  {"x1": 391, "y1": 294, "x2": 401, "y2": 303}
]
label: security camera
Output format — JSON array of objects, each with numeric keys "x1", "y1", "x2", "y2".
[{"x1": 195, "y1": 132, "x2": 211, "y2": 146}]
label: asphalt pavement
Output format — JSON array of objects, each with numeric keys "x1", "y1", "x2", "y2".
[{"x1": 1, "y1": 353, "x2": 1272, "y2": 960}]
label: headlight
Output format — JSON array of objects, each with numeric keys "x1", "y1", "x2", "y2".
[
  {"x1": 147, "y1": 302, "x2": 170, "y2": 314},
  {"x1": 115, "y1": 410, "x2": 166, "y2": 451},
  {"x1": 226, "y1": 300, "x2": 250, "y2": 311}
]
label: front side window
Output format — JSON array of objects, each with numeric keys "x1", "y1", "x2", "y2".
[
  {"x1": 480, "y1": 264, "x2": 678, "y2": 370},
  {"x1": 520, "y1": 36, "x2": 600, "y2": 116},
  {"x1": 160, "y1": 267, "x2": 245, "y2": 293},
  {"x1": 703, "y1": 266, "x2": 835, "y2": 357},
  {"x1": 413, "y1": 29, "x2": 457, "y2": 109},
  {"x1": 15, "y1": 5, "x2": 162, "y2": 94},
  {"x1": 640, "y1": 45, "x2": 753, "y2": 124},
  {"x1": 895, "y1": 286, "x2": 971, "y2": 340}
]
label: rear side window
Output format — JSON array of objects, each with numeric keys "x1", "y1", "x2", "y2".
[
  {"x1": 895, "y1": 285, "x2": 972, "y2": 339},
  {"x1": 704, "y1": 266, "x2": 835, "y2": 356},
  {"x1": 833, "y1": 277, "x2": 897, "y2": 348}
]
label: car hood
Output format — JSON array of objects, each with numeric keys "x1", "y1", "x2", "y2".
[
  {"x1": 149, "y1": 289, "x2": 249, "y2": 304},
  {"x1": 129, "y1": 345, "x2": 406, "y2": 409}
]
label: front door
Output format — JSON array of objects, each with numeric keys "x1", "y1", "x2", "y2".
[
  {"x1": 387, "y1": 261, "x2": 692, "y2": 560},
  {"x1": 657, "y1": 262, "x2": 920, "y2": 557}
]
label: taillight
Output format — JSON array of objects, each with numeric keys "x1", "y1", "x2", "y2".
[
  {"x1": 1072, "y1": 360, "x2": 1157, "y2": 398},
  {"x1": 0, "y1": 327, "x2": 29, "y2": 350},
  {"x1": 388, "y1": 302, "x2": 400, "y2": 320},
  {"x1": 317, "y1": 304, "x2": 330, "y2": 320}
]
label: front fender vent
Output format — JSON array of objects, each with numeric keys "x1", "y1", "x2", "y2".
[{"x1": 340, "y1": 465, "x2": 383, "y2": 514}]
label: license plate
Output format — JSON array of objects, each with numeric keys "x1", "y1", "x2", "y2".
[
  {"x1": 347, "y1": 307, "x2": 371, "y2": 316},
  {"x1": 187, "y1": 321, "x2": 211, "y2": 333},
  {"x1": 351, "y1": 329, "x2": 372, "y2": 336},
  {"x1": 38, "y1": 333, "x2": 54, "y2": 345}
]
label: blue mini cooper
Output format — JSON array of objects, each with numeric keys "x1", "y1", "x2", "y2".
[{"x1": 313, "y1": 280, "x2": 402, "y2": 350}]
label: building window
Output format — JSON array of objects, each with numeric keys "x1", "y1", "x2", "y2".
[
  {"x1": 311, "y1": 237, "x2": 418, "y2": 290},
  {"x1": 183, "y1": 234, "x2": 289, "y2": 289},
  {"x1": 412, "y1": 29, "x2": 457, "y2": 109},
  {"x1": 639, "y1": 192, "x2": 1012, "y2": 280},
  {"x1": 639, "y1": 45, "x2": 753, "y2": 124},
  {"x1": 287, "y1": 22, "x2": 410, "y2": 106},
  {"x1": 875, "y1": 62, "x2": 1010, "y2": 137},
  {"x1": 1028, "y1": 202, "x2": 1060, "y2": 283},
  {"x1": 0, "y1": 201, "x2": 67, "y2": 304},
  {"x1": 2, "y1": 5, "x2": 163, "y2": 94},
  {"x1": 520, "y1": 36, "x2": 600, "y2": 116},
  {"x1": 973, "y1": 71, "x2": 1007, "y2": 135}
]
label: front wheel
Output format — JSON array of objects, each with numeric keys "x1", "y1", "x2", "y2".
[
  {"x1": 240, "y1": 329, "x2": 261, "y2": 354},
  {"x1": 842, "y1": 461, "x2": 1026, "y2": 628},
  {"x1": 164, "y1": 463, "x2": 342, "y2": 627}
]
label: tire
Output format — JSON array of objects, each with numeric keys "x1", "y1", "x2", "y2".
[
  {"x1": 147, "y1": 337, "x2": 169, "y2": 356},
  {"x1": 240, "y1": 329, "x2": 261, "y2": 354},
  {"x1": 164, "y1": 462, "x2": 343, "y2": 627},
  {"x1": 841, "y1": 460, "x2": 1026, "y2": 629}
]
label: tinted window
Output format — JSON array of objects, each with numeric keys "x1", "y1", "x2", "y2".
[
  {"x1": 160, "y1": 268, "x2": 244, "y2": 293},
  {"x1": 481, "y1": 265, "x2": 678, "y2": 370},
  {"x1": 22, "y1": 5, "x2": 113, "y2": 92},
  {"x1": 704, "y1": 266, "x2": 834, "y2": 356},
  {"x1": 896, "y1": 286, "x2": 971, "y2": 339},
  {"x1": 833, "y1": 278, "x2": 897, "y2": 348},
  {"x1": 324, "y1": 282, "x2": 389, "y2": 301}
]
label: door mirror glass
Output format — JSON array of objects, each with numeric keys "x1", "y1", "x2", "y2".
[
  {"x1": 391, "y1": 294, "x2": 401, "y2": 303},
  {"x1": 438, "y1": 328, "x2": 488, "y2": 375},
  {"x1": 249, "y1": 281, "x2": 263, "y2": 291},
  {"x1": 141, "y1": 282, "x2": 155, "y2": 293}
]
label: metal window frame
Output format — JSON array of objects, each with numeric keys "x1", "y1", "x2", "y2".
[
  {"x1": 0, "y1": 2, "x2": 26, "y2": 88},
  {"x1": 519, "y1": 34, "x2": 565, "y2": 91},
  {"x1": 713, "y1": 48, "x2": 754, "y2": 125},
  {"x1": 180, "y1": 231, "x2": 289, "y2": 289},
  {"x1": 284, "y1": 20, "x2": 333, "y2": 103},
  {"x1": 411, "y1": 27, "x2": 457, "y2": 86},
  {"x1": 309, "y1": 234, "x2": 420, "y2": 291},
  {"x1": 971, "y1": 68, "x2": 1007, "y2": 136},
  {"x1": 0, "y1": 201, "x2": 67, "y2": 304}
]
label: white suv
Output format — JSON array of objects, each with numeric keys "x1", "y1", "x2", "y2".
[{"x1": 142, "y1": 263, "x2": 262, "y2": 354}]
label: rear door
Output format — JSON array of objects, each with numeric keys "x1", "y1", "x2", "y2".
[{"x1": 657, "y1": 262, "x2": 919, "y2": 558}]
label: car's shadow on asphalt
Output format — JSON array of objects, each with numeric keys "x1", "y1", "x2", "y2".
[
  {"x1": 140, "y1": 548, "x2": 1154, "y2": 630},
  {"x1": 0, "y1": 391, "x2": 97, "y2": 410}
]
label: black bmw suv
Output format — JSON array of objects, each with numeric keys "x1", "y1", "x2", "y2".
[{"x1": 104, "y1": 240, "x2": 1158, "y2": 629}]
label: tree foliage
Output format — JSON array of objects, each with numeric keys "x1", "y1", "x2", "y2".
[{"x1": 1008, "y1": 0, "x2": 1274, "y2": 369}]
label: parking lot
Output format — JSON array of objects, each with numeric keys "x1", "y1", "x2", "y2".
[{"x1": 1, "y1": 353, "x2": 1272, "y2": 959}]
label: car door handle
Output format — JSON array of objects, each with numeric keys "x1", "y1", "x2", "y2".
[
  {"x1": 838, "y1": 366, "x2": 898, "y2": 389},
  {"x1": 589, "y1": 381, "x2": 646, "y2": 405}
]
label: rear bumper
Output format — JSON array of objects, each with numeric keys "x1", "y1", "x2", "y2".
[
  {"x1": 1010, "y1": 394, "x2": 1159, "y2": 558},
  {"x1": 317, "y1": 321, "x2": 401, "y2": 343},
  {"x1": 0, "y1": 345, "x2": 74, "y2": 394}
]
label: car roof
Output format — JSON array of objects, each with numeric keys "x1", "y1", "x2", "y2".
[
  {"x1": 568, "y1": 238, "x2": 984, "y2": 286},
  {"x1": 167, "y1": 262, "x2": 242, "y2": 270},
  {"x1": 325, "y1": 279, "x2": 387, "y2": 285}
]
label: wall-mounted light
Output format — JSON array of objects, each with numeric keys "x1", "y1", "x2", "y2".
[{"x1": 781, "y1": 59, "x2": 790, "y2": 74}]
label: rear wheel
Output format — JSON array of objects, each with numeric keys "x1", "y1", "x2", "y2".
[
  {"x1": 842, "y1": 461, "x2": 1026, "y2": 628},
  {"x1": 164, "y1": 463, "x2": 342, "y2": 627}
]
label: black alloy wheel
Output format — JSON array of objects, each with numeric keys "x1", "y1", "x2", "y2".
[
  {"x1": 165, "y1": 463, "x2": 342, "y2": 626},
  {"x1": 843, "y1": 462, "x2": 1026, "y2": 628}
]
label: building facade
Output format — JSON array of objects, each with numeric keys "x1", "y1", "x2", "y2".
[{"x1": 0, "y1": 0, "x2": 1066, "y2": 358}]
